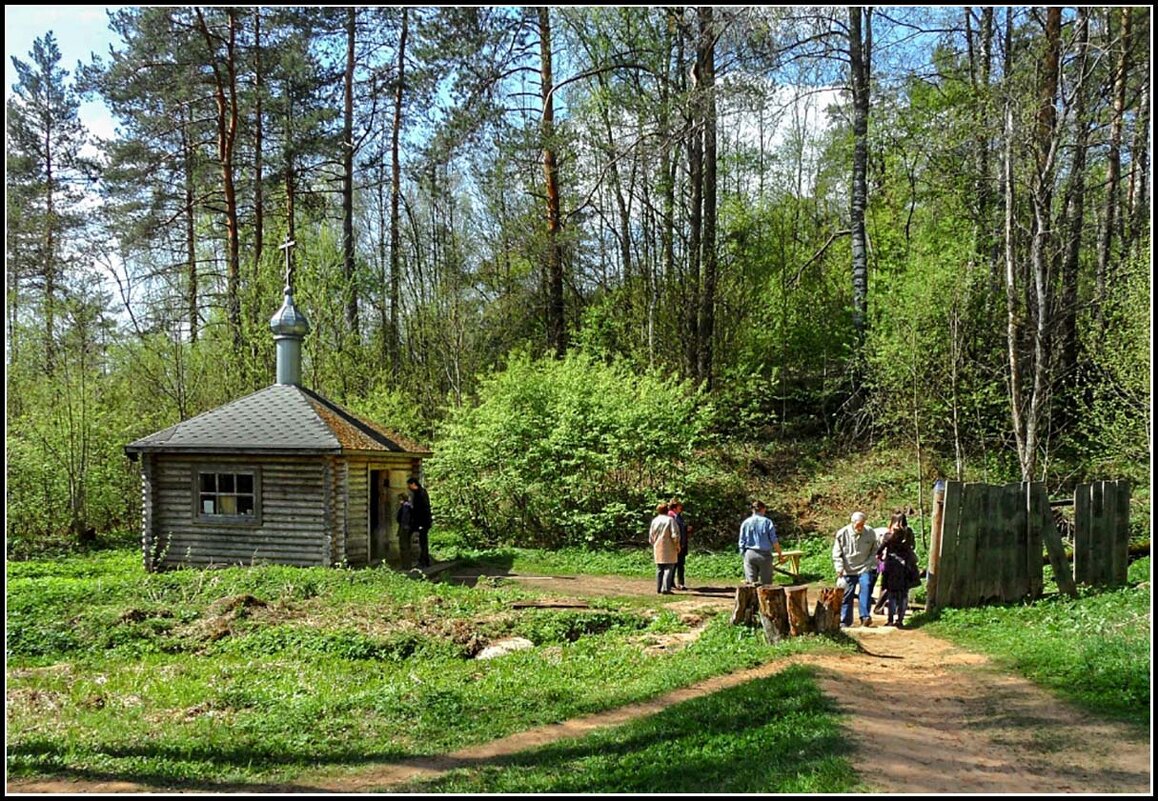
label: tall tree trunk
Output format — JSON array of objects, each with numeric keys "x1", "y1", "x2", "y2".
[
  {"x1": 696, "y1": 6, "x2": 717, "y2": 390},
  {"x1": 253, "y1": 8, "x2": 265, "y2": 285},
  {"x1": 183, "y1": 106, "x2": 198, "y2": 343},
  {"x1": 1003, "y1": 8, "x2": 1028, "y2": 479},
  {"x1": 389, "y1": 7, "x2": 408, "y2": 378},
  {"x1": 195, "y1": 7, "x2": 242, "y2": 354},
  {"x1": 1022, "y1": 6, "x2": 1062, "y2": 481},
  {"x1": 966, "y1": 7, "x2": 995, "y2": 276},
  {"x1": 598, "y1": 74, "x2": 633, "y2": 284},
  {"x1": 343, "y1": 6, "x2": 359, "y2": 337},
  {"x1": 1095, "y1": 7, "x2": 1131, "y2": 320},
  {"x1": 848, "y1": 6, "x2": 872, "y2": 342},
  {"x1": 284, "y1": 96, "x2": 297, "y2": 247},
  {"x1": 539, "y1": 6, "x2": 566, "y2": 358},
  {"x1": 1126, "y1": 69, "x2": 1149, "y2": 261},
  {"x1": 42, "y1": 124, "x2": 56, "y2": 373},
  {"x1": 657, "y1": 7, "x2": 679, "y2": 369},
  {"x1": 685, "y1": 100, "x2": 703, "y2": 382},
  {"x1": 1058, "y1": 8, "x2": 1091, "y2": 387}
]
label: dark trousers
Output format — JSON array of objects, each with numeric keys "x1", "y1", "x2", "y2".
[
  {"x1": 416, "y1": 528, "x2": 430, "y2": 568},
  {"x1": 675, "y1": 549, "x2": 687, "y2": 586},
  {"x1": 656, "y1": 563, "x2": 675, "y2": 593}
]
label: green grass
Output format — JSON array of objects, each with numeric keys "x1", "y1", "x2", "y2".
[
  {"x1": 6, "y1": 547, "x2": 851, "y2": 788},
  {"x1": 398, "y1": 664, "x2": 863, "y2": 793},
  {"x1": 7, "y1": 544, "x2": 1150, "y2": 790},
  {"x1": 920, "y1": 556, "x2": 1151, "y2": 727}
]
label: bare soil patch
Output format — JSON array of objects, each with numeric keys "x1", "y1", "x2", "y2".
[{"x1": 7, "y1": 570, "x2": 1150, "y2": 795}]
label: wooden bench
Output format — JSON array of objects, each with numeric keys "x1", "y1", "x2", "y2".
[{"x1": 774, "y1": 550, "x2": 804, "y2": 582}]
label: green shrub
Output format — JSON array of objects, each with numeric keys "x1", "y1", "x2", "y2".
[{"x1": 427, "y1": 351, "x2": 714, "y2": 548}]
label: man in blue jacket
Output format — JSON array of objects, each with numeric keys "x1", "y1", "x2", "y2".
[{"x1": 738, "y1": 500, "x2": 785, "y2": 585}]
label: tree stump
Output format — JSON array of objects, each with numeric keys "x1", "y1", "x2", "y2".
[
  {"x1": 812, "y1": 587, "x2": 843, "y2": 634},
  {"x1": 785, "y1": 586, "x2": 813, "y2": 635},
  {"x1": 756, "y1": 585, "x2": 789, "y2": 644},
  {"x1": 731, "y1": 583, "x2": 760, "y2": 627}
]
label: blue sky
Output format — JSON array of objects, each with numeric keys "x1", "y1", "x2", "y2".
[{"x1": 5, "y1": 5, "x2": 124, "y2": 138}]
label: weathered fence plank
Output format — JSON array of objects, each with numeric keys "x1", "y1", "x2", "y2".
[
  {"x1": 1113, "y1": 481, "x2": 1131, "y2": 584},
  {"x1": 952, "y1": 483, "x2": 985, "y2": 607},
  {"x1": 932, "y1": 480, "x2": 963, "y2": 610},
  {"x1": 1025, "y1": 482, "x2": 1045, "y2": 599},
  {"x1": 1074, "y1": 483, "x2": 1091, "y2": 584},
  {"x1": 1004, "y1": 481, "x2": 1030, "y2": 602},
  {"x1": 1092, "y1": 482, "x2": 1111, "y2": 584}
]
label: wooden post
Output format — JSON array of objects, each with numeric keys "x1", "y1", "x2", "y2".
[
  {"x1": 731, "y1": 584, "x2": 760, "y2": 627},
  {"x1": 926, "y1": 479, "x2": 944, "y2": 611},
  {"x1": 785, "y1": 586, "x2": 812, "y2": 635},
  {"x1": 813, "y1": 587, "x2": 843, "y2": 634},
  {"x1": 757, "y1": 585, "x2": 789, "y2": 644}
]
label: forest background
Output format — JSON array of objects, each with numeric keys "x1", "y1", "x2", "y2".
[{"x1": 5, "y1": 6, "x2": 1151, "y2": 558}]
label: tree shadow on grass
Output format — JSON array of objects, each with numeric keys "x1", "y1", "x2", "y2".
[
  {"x1": 400, "y1": 664, "x2": 860, "y2": 794},
  {"x1": 6, "y1": 737, "x2": 418, "y2": 793}
]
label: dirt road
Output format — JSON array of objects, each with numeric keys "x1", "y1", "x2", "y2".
[{"x1": 7, "y1": 570, "x2": 1151, "y2": 794}]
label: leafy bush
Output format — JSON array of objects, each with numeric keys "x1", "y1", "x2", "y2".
[{"x1": 427, "y1": 351, "x2": 715, "y2": 548}]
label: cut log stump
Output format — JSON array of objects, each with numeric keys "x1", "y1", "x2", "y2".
[
  {"x1": 785, "y1": 586, "x2": 813, "y2": 635},
  {"x1": 731, "y1": 583, "x2": 760, "y2": 627},
  {"x1": 813, "y1": 587, "x2": 843, "y2": 634},
  {"x1": 756, "y1": 585, "x2": 789, "y2": 644}
]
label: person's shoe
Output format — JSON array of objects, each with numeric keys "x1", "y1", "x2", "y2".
[
  {"x1": 886, "y1": 618, "x2": 894, "y2": 626},
  {"x1": 895, "y1": 620, "x2": 905, "y2": 629},
  {"x1": 674, "y1": 584, "x2": 687, "y2": 590},
  {"x1": 861, "y1": 618, "x2": 873, "y2": 627}
]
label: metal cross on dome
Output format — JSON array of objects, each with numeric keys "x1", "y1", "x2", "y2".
[{"x1": 279, "y1": 234, "x2": 297, "y2": 291}]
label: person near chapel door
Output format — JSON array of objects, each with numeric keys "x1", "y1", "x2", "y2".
[{"x1": 408, "y1": 476, "x2": 433, "y2": 568}]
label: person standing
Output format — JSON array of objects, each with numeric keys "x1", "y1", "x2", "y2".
[
  {"x1": 738, "y1": 501, "x2": 785, "y2": 585},
  {"x1": 832, "y1": 511, "x2": 880, "y2": 627},
  {"x1": 874, "y1": 510, "x2": 916, "y2": 615},
  {"x1": 649, "y1": 502, "x2": 680, "y2": 594},
  {"x1": 408, "y1": 476, "x2": 433, "y2": 568},
  {"x1": 669, "y1": 498, "x2": 691, "y2": 590},
  {"x1": 395, "y1": 492, "x2": 414, "y2": 565},
  {"x1": 877, "y1": 513, "x2": 920, "y2": 627}
]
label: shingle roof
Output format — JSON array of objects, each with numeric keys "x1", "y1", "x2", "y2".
[{"x1": 124, "y1": 384, "x2": 430, "y2": 456}]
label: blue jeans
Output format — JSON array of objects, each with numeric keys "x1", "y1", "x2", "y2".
[{"x1": 841, "y1": 572, "x2": 874, "y2": 626}]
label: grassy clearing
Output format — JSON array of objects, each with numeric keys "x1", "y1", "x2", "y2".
[
  {"x1": 920, "y1": 557, "x2": 1151, "y2": 727},
  {"x1": 5, "y1": 548, "x2": 851, "y2": 788}
]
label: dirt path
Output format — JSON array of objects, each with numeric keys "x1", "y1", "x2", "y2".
[{"x1": 7, "y1": 571, "x2": 1151, "y2": 795}]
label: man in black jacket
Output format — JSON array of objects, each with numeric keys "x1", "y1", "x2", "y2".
[{"x1": 408, "y1": 476, "x2": 433, "y2": 568}]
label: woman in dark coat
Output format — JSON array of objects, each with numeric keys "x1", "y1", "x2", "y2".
[{"x1": 877, "y1": 513, "x2": 920, "y2": 627}]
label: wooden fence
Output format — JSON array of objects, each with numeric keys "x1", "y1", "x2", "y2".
[
  {"x1": 929, "y1": 479, "x2": 1131, "y2": 610},
  {"x1": 1073, "y1": 480, "x2": 1132, "y2": 586},
  {"x1": 929, "y1": 481, "x2": 1042, "y2": 609}
]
